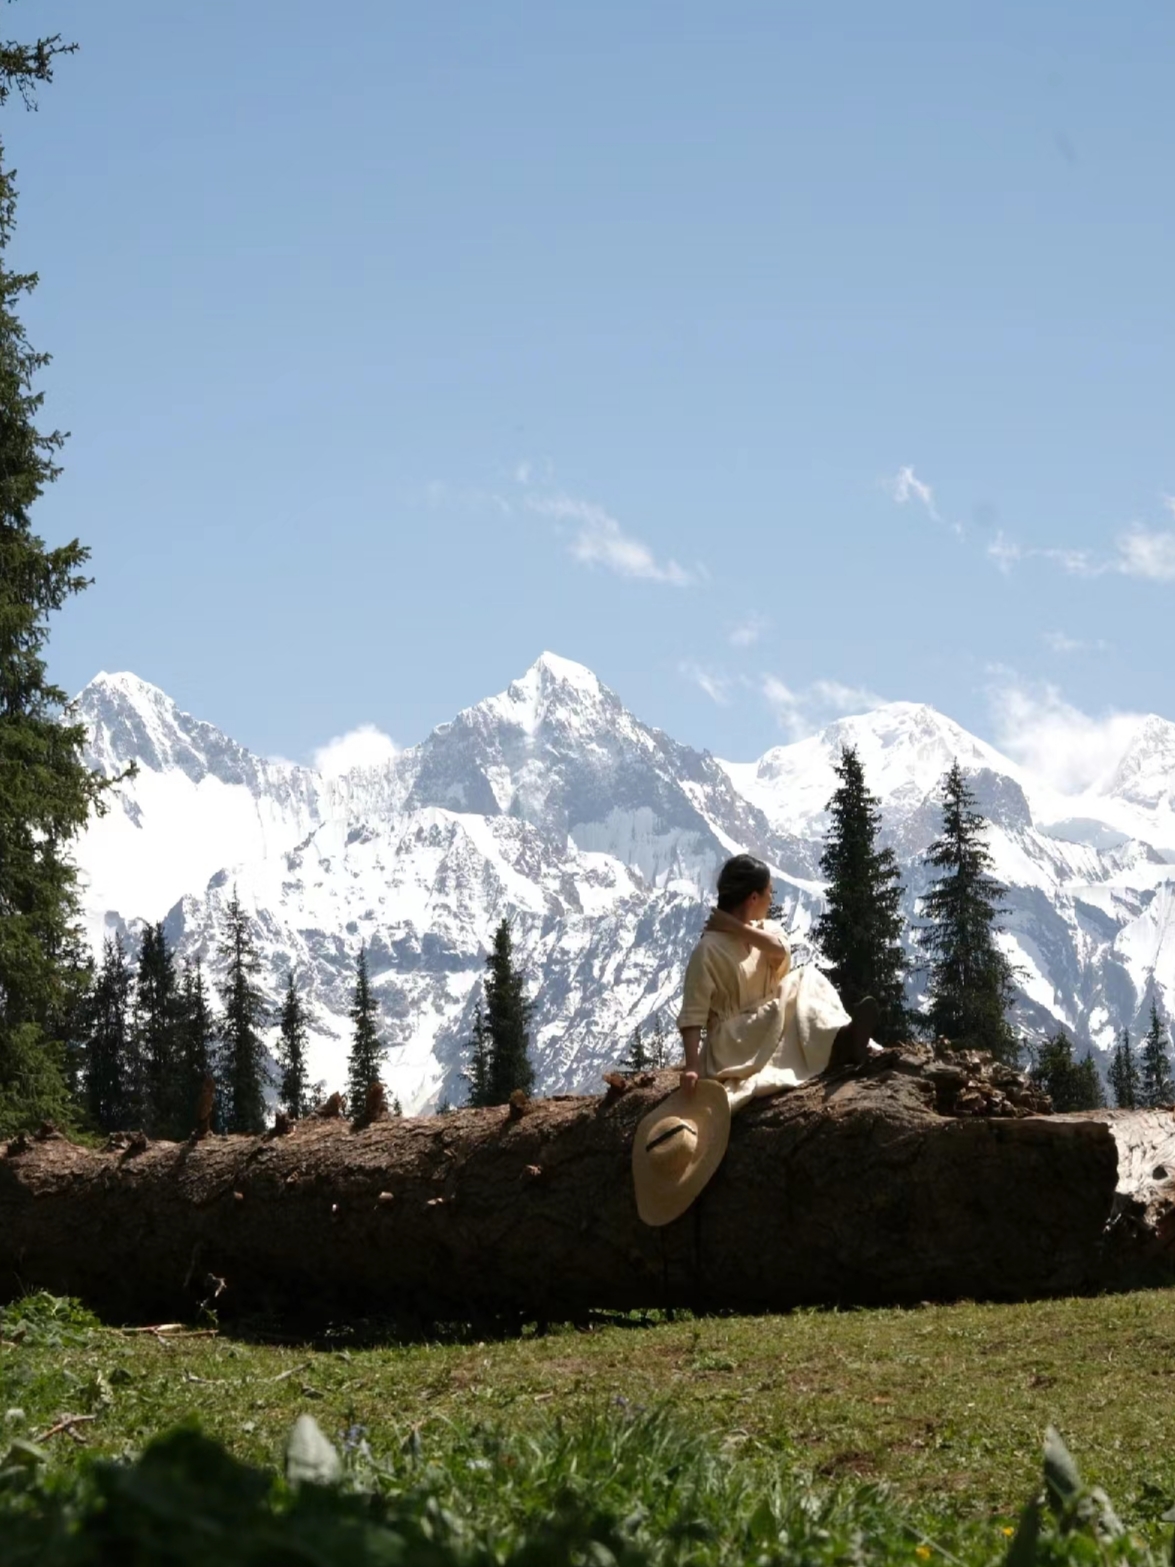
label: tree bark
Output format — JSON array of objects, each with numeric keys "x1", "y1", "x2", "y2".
[{"x1": 0, "y1": 1053, "x2": 1158, "y2": 1325}]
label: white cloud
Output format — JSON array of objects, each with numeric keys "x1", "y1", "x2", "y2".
[
  {"x1": 761, "y1": 674, "x2": 885, "y2": 740},
  {"x1": 987, "y1": 678, "x2": 1141, "y2": 795},
  {"x1": 885, "y1": 465, "x2": 940, "y2": 522},
  {"x1": 313, "y1": 724, "x2": 400, "y2": 777},
  {"x1": 729, "y1": 613, "x2": 768, "y2": 648},
  {"x1": 678, "y1": 662, "x2": 731, "y2": 705},
  {"x1": 1041, "y1": 630, "x2": 1110, "y2": 656},
  {"x1": 987, "y1": 532, "x2": 1022, "y2": 574},
  {"x1": 527, "y1": 492, "x2": 693, "y2": 586},
  {"x1": 1114, "y1": 528, "x2": 1175, "y2": 582}
]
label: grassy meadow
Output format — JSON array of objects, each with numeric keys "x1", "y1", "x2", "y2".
[{"x1": 3, "y1": 1287, "x2": 1175, "y2": 1562}]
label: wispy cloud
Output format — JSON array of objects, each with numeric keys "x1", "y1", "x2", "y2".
[
  {"x1": 678, "y1": 662, "x2": 731, "y2": 705},
  {"x1": 987, "y1": 676, "x2": 1140, "y2": 795},
  {"x1": 1041, "y1": 630, "x2": 1110, "y2": 656},
  {"x1": 987, "y1": 497, "x2": 1175, "y2": 584},
  {"x1": 1115, "y1": 527, "x2": 1175, "y2": 582},
  {"x1": 761, "y1": 674, "x2": 886, "y2": 740},
  {"x1": 527, "y1": 492, "x2": 694, "y2": 586},
  {"x1": 728, "y1": 613, "x2": 768, "y2": 649},
  {"x1": 885, "y1": 465, "x2": 939, "y2": 520},
  {"x1": 987, "y1": 532, "x2": 1021, "y2": 575},
  {"x1": 313, "y1": 724, "x2": 399, "y2": 777}
]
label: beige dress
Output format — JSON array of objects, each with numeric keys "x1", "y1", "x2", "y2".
[{"x1": 676, "y1": 922, "x2": 851, "y2": 1113}]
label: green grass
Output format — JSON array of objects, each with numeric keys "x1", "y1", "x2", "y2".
[{"x1": 4, "y1": 1289, "x2": 1175, "y2": 1561}]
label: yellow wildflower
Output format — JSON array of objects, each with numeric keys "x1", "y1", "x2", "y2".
[
  {"x1": 915, "y1": 1548, "x2": 932, "y2": 1560},
  {"x1": 1002, "y1": 1527, "x2": 1015, "y2": 1538}
]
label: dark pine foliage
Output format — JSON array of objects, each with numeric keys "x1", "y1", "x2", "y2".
[
  {"x1": 82, "y1": 934, "x2": 132, "y2": 1130},
  {"x1": 464, "y1": 1000, "x2": 492, "y2": 1107},
  {"x1": 1139, "y1": 1000, "x2": 1174, "y2": 1109},
  {"x1": 0, "y1": 33, "x2": 115, "y2": 1137},
  {"x1": 134, "y1": 922, "x2": 185, "y2": 1138},
  {"x1": 1108, "y1": 1027, "x2": 1140, "y2": 1110},
  {"x1": 175, "y1": 957, "x2": 215, "y2": 1134},
  {"x1": 484, "y1": 918, "x2": 534, "y2": 1104},
  {"x1": 919, "y1": 761, "x2": 1019, "y2": 1063},
  {"x1": 649, "y1": 1017, "x2": 670, "y2": 1069},
  {"x1": 1031, "y1": 1029, "x2": 1105, "y2": 1111},
  {"x1": 346, "y1": 944, "x2": 385, "y2": 1110},
  {"x1": 216, "y1": 889, "x2": 269, "y2": 1134},
  {"x1": 620, "y1": 1026, "x2": 651, "y2": 1072},
  {"x1": 277, "y1": 969, "x2": 311, "y2": 1119},
  {"x1": 814, "y1": 745, "x2": 910, "y2": 1044}
]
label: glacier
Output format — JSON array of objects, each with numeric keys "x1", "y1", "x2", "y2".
[{"x1": 70, "y1": 652, "x2": 1175, "y2": 1111}]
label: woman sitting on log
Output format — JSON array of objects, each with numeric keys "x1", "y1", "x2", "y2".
[{"x1": 677, "y1": 854, "x2": 877, "y2": 1112}]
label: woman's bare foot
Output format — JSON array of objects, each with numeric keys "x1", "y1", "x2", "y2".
[{"x1": 827, "y1": 996, "x2": 879, "y2": 1070}]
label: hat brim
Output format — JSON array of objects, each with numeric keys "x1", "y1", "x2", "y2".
[{"x1": 632, "y1": 1079, "x2": 731, "y2": 1227}]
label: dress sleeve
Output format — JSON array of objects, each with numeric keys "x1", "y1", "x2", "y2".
[
  {"x1": 761, "y1": 921, "x2": 792, "y2": 980},
  {"x1": 676, "y1": 942, "x2": 715, "y2": 1030}
]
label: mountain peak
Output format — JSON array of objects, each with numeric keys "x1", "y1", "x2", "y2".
[{"x1": 527, "y1": 651, "x2": 603, "y2": 692}]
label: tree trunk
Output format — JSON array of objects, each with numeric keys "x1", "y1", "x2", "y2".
[{"x1": 0, "y1": 1051, "x2": 1163, "y2": 1325}]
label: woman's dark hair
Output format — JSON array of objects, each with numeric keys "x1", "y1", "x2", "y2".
[{"x1": 715, "y1": 854, "x2": 771, "y2": 912}]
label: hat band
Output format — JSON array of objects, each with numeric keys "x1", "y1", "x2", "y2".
[{"x1": 646, "y1": 1120, "x2": 691, "y2": 1152}]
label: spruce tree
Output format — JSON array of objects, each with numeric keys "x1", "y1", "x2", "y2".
[
  {"x1": 276, "y1": 969, "x2": 311, "y2": 1119},
  {"x1": 464, "y1": 1001, "x2": 492, "y2": 1107},
  {"x1": 82, "y1": 934, "x2": 132, "y2": 1130},
  {"x1": 0, "y1": 33, "x2": 115, "y2": 1137},
  {"x1": 1074, "y1": 1052, "x2": 1105, "y2": 1110},
  {"x1": 649, "y1": 1016, "x2": 669, "y2": 1069},
  {"x1": 216, "y1": 888, "x2": 268, "y2": 1134},
  {"x1": 620, "y1": 1025, "x2": 650, "y2": 1072},
  {"x1": 176, "y1": 957, "x2": 214, "y2": 1134},
  {"x1": 485, "y1": 918, "x2": 534, "y2": 1103},
  {"x1": 1140, "y1": 1000, "x2": 1174, "y2": 1109},
  {"x1": 346, "y1": 943, "x2": 385, "y2": 1111},
  {"x1": 920, "y1": 762, "x2": 1019, "y2": 1062},
  {"x1": 134, "y1": 922, "x2": 183, "y2": 1137},
  {"x1": 814, "y1": 746, "x2": 910, "y2": 1043},
  {"x1": 1108, "y1": 1028, "x2": 1140, "y2": 1109},
  {"x1": 1031, "y1": 1029, "x2": 1104, "y2": 1111}
]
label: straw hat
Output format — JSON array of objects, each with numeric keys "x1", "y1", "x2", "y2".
[{"x1": 632, "y1": 1079, "x2": 731, "y2": 1227}]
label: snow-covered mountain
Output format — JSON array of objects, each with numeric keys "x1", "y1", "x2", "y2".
[{"x1": 71, "y1": 654, "x2": 1175, "y2": 1110}]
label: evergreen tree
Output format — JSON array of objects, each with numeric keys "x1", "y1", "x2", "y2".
[
  {"x1": 1074, "y1": 1052, "x2": 1105, "y2": 1110},
  {"x1": 1031, "y1": 1029, "x2": 1104, "y2": 1111},
  {"x1": 134, "y1": 922, "x2": 183, "y2": 1137},
  {"x1": 814, "y1": 746, "x2": 910, "y2": 1043},
  {"x1": 1140, "y1": 1000, "x2": 1174, "y2": 1109},
  {"x1": 276, "y1": 969, "x2": 310, "y2": 1118},
  {"x1": 484, "y1": 919, "x2": 534, "y2": 1104},
  {"x1": 464, "y1": 1001, "x2": 492, "y2": 1107},
  {"x1": 82, "y1": 934, "x2": 132, "y2": 1130},
  {"x1": 346, "y1": 943, "x2": 385, "y2": 1111},
  {"x1": 1108, "y1": 1027, "x2": 1140, "y2": 1110},
  {"x1": 649, "y1": 1016, "x2": 669, "y2": 1069},
  {"x1": 920, "y1": 762, "x2": 1019, "y2": 1062},
  {"x1": 175, "y1": 957, "x2": 214, "y2": 1134},
  {"x1": 216, "y1": 888, "x2": 269, "y2": 1134},
  {"x1": 0, "y1": 33, "x2": 115, "y2": 1137},
  {"x1": 620, "y1": 1025, "x2": 651, "y2": 1072}
]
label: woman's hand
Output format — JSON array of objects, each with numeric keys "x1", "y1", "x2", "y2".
[
  {"x1": 704, "y1": 907, "x2": 789, "y2": 964},
  {"x1": 679, "y1": 1069, "x2": 699, "y2": 1096}
]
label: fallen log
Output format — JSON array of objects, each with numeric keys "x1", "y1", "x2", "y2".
[{"x1": 0, "y1": 1048, "x2": 1167, "y2": 1324}]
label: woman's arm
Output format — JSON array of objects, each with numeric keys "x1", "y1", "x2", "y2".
[
  {"x1": 679, "y1": 1026, "x2": 702, "y2": 1094},
  {"x1": 704, "y1": 907, "x2": 789, "y2": 962}
]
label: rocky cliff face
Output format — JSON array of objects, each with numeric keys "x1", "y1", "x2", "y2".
[{"x1": 72, "y1": 654, "x2": 1175, "y2": 1110}]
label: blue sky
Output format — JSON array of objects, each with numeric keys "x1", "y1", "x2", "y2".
[{"x1": 14, "y1": 0, "x2": 1175, "y2": 788}]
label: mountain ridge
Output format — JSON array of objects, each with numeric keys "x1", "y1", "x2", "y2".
[{"x1": 70, "y1": 655, "x2": 1175, "y2": 1110}]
